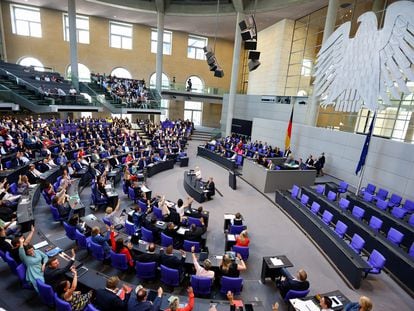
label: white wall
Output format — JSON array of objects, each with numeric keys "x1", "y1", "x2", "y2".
[{"x1": 251, "y1": 117, "x2": 414, "y2": 201}]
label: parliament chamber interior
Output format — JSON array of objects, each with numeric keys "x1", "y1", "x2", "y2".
[{"x1": 0, "y1": 0, "x2": 413, "y2": 310}]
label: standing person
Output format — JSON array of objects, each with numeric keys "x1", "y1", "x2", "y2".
[
  {"x1": 315, "y1": 152, "x2": 326, "y2": 176},
  {"x1": 18, "y1": 236, "x2": 48, "y2": 292},
  {"x1": 186, "y1": 79, "x2": 192, "y2": 92},
  {"x1": 204, "y1": 177, "x2": 215, "y2": 200},
  {"x1": 94, "y1": 276, "x2": 131, "y2": 311}
]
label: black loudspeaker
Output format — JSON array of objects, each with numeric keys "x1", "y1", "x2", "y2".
[
  {"x1": 241, "y1": 30, "x2": 253, "y2": 41},
  {"x1": 248, "y1": 59, "x2": 261, "y2": 71},
  {"x1": 209, "y1": 63, "x2": 218, "y2": 72},
  {"x1": 207, "y1": 56, "x2": 216, "y2": 65},
  {"x1": 239, "y1": 20, "x2": 248, "y2": 31},
  {"x1": 248, "y1": 50, "x2": 260, "y2": 60},
  {"x1": 244, "y1": 40, "x2": 257, "y2": 50},
  {"x1": 214, "y1": 68, "x2": 224, "y2": 78},
  {"x1": 205, "y1": 51, "x2": 214, "y2": 59}
]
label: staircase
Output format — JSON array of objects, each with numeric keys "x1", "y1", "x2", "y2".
[
  {"x1": 80, "y1": 82, "x2": 124, "y2": 113},
  {"x1": 191, "y1": 128, "x2": 216, "y2": 142}
]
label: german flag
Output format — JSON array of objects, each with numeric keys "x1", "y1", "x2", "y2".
[{"x1": 284, "y1": 105, "x2": 294, "y2": 151}]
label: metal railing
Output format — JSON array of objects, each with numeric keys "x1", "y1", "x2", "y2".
[{"x1": 153, "y1": 82, "x2": 228, "y2": 96}]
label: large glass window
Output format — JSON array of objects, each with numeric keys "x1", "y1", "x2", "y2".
[
  {"x1": 186, "y1": 76, "x2": 204, "y2": 93},
  {"x1": 10, "y1": 4, "x2": 41, "y2": 38},
  {"x1": 67, "y1": 63, "x2": 91, "y2": 82},
  {"x1": 184, "y1": 101, "x2": 203, "y2": 126},
  {"x1": 187, "y1": 35, "x2": 207, "y2": 60},
  {"x1": 149, "y1": 72, "x2": 169, "y2": 89},
  {"x1": 110, "y1": 21, "x2": 132, "y2": 50},
  {"x1": 17, "y1": 57, "x2": 44, "y2": 71},
  {"x1": 151, "y1": 29, "x2": 172, "y2": 55},
  {"x1": 63, "y1": 14, "x2": 89, "y2": 44},
  {"x1": 111, "y1": 67, "x2": 132, "y2": 79}
]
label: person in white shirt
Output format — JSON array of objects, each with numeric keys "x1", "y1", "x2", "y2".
[
  {"x1": 195, "y1": 166, "x2": 201, "y2": 180},
  {"x1": 105, "y1": 200, "x2": 126, "y2": 227},
  {"x1": 191, "y1": 246, "x2": 215, "y2": 278},
  {"x1": 175, "y1": 197, "x2": 193, "y2": 218}
]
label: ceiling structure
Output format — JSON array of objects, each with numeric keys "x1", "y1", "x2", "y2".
[{"x1": 9, "y1": 0, "x2": 328, "y2": 39}]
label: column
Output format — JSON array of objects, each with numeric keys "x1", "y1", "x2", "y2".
[
  {"x1": 225, "y1": 12, "x2": 244, "y2": 137},
  {"x1": 307, "y1": 0, "x2": 338, "y2": 126},
  {"x1": 68, "y1": 0, "x2": 79, "y2": 90},
  {"x1": 155, "y1": 12, "x2": 164, "y2": 93}
]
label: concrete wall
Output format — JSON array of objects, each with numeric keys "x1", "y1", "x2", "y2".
[{"x1": 251, "y1": 117, "x2": 414, "y2": 201}]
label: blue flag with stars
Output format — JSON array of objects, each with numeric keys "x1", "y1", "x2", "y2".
[{"x1": 355, "y1": 113, "x2": 376, "y2": 175}]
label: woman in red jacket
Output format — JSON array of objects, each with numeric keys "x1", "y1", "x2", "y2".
[
  {"x1": 235, "y1": 230, "x2": 250, "y2": 247},
  {"x1": 110, "y1": 231, "x2": 134, "y2": 267},
  {"x1": 164, "y1": 287, "x2": 194, "y2": 311}
]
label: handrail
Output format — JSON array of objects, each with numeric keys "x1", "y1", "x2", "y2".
[
  {"x1": 0, "y1": 86, "x2": 49, "y2": 112},
  {"x1": 0, "y1": 67, "x2": 40, "y2": 94},
  {"x1": 153, "y1": 82, "x2": 227, "y2": 96}
]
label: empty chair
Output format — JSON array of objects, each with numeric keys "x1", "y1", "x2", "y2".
[
  {"x1": 362, "y1": 192, "x2": 373, "y2": 202},
  {"x1": 300, "y1": 194, "x2": 309, "y2": 206},
  {"x1": 334, "y1": 220, "x2": 348, "y2": 238},
  {"x1": 409, "y1": 243, "x2": 414, "y2": 259},
  {"x1": 161, "y1": 233, "x2": 174, "y2": 247},
  {"x1": 135, "y1": 261, "x2": 157, "y2": 280},
  {"x1": 9, "y1": 183, "x2": 18, "y2": 195},
  {"x1": 349, "y1": 234, "x2": 365, "y2": 254},
  {"x1": 388, "y1": 193, "x2": 402, "y2": 208},
  {"x1": 337, "y1": 181, "x2": 348, "y2": 194},
  {"x1": 5, "y1": 252, "x2": 18, "y2": 275},
  {"x1": 63, "y1": 222, "x2": 77, "y2": 240},
  {"x1": 54, "y1": 293, "x2": 72, "y2": 311},
  {"x1": 284, "y1": 289, "x2": 310, "y2": 302},
  {"x1": 183, "y1": 240, "x2": 200, "y2": 253},
  {"x1": 16, "y1": 264, "x2": 33, "y2": 289},
  {"x1": 409, "y1": 214, "x2": 414, "y2": 227},
  {"x1": 188, "y1": 217, "x2": 203, "y2": 227},
  {"x1": 220, "y1": 276, "x2": 243, "y2": 295},
  {"x1": 368, "y1": 216, "x2": 383, "y2": 233},
  {"x1": 138, "y1": 200, "x2": 149, "y2": 214},
  {"x1": 327, "y1": 191, "x2": 337, "y2": 201},
  {"x1": 232, "y1": 245, "x2": 249, "y2": 260},
  {"x1": 141, "y1": 227, "x2": 154, "y2": 243},
  {"x1": 75, "y1": 229, "x2": 91, "y2": 250},
  {"x1": 110, "y1": 251, "x2": 129, "y2": 271},
  {"x1": 391, "y1": 207, "x2": 407, "y2": 220},
  {"x1": 310, "y1": 202, "x2": 321, "y2": 215},
  {"x1": 229, "y1": 225, "x2": 245, "y2": 235},
  {"x1": 124, "y1": 220, "x2": 136, "y2": 236},
  {"x1": 352, "y1": 206, "x2": 365, "y2": 220},
  {"x1": 387, "y1": 228, "x2": 404, "y2": 246},
  {"x1": 364, "y1": 249, "x2": 386, "y2": 278},
  {"x1": 50, "y1": 205, "x2": 64, "y2": 222},
  {"x1": 361, "y1": 183, "x2": 376, "y2": 196},
  {"x1": 402, "y1": 200, "x2": 414, "y2": 213},
  {"x1": 191, "y1": 275, "x2": 213, "y2": 296},
  {"x1": 321, "y1": 210, "x2": 333, "y2": 225},
  {"x1": 160, "y1": 265, "x2": 180, "y2": 287},
  {"x1": 338, "y1": 198, "x2": 350, "y2": 210},
  {"x1": 36, "y1": 279, "x2": 55, "y2": 307},
  {"x1": 376, "y1": 199, "x2": 388, "y2": 211},
  {"x1": 89, "y1": 240, "x2": 110, "y2": 262},
  {"x1": 315, "y1": 184, "x2": 325, "y2": 194},
  {"x1": 291, "y1": 185, "x2": 300, "y2": 198},
  {"x1": 374, "y1": 188, "x2": 388, "y2": 201},
  {"x1": 128, "y1": 187, "x2": 138, "y2": 203}
]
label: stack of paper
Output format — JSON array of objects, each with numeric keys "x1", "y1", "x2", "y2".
[
  {"x1": 33, "y1": 240, "x2": 48, "y2": 249},
  {"x1": 270, "y1": 257, "x2": 284, "y2": 266},
  {"x1": 227, "y1": 234, "x2": 236, "y2": 241}
]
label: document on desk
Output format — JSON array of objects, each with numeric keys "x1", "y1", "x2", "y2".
[
  {"x1": 141, "y1": 185, "x2": 150, "y2": 192},
  {"x1": 227, "y1": 234, "x2": 236, "y2": 241},
  {"x1": 329, "y1": 296, "x2": 343, "y2": 308},
  {"x1": 177, "y1": 227, "x2": 189, "y2": 235},
  {"x1": 290, "y1": 299, "x2": 319, "y2": 311},
  {"x1": 33, "y1": 240, "x2": 48, "y2": 249},
  {"x1": 270, "y1": 257, "x2": 284, "y2": 266},
  {"x1": 104, "y1": 184, "x2": 111, "y2": 189},
  {"x1": 224, "y1": 214, "x2": 235, "y2": 220}
]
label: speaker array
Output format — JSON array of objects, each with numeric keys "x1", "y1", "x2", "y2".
[
  {"x1": 203, "y1": 46, "x2": 224, "y2": 78},
  {"x1": 239, "y1": 15, "x2": 261, "y2": 71}
]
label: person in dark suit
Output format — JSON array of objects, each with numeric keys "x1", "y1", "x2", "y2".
[
  {"x1": 136, "y1": 243, "x2": 160, "y2": 264},
  {"x1": 38, "y1": 159, "x2": 52, "y2": 173},
  {"x1": 315, "y1": 152, "x2": 326, "y2": 176},
  {"x1": 127, "y1": 286, "x2": 163, "y2": 311},
  {"x1": 184, "y1": 222, "x2": 206, "y2": 243},
  {"x1": 283, "y1": 148, "x2": 292, "y2": 158},
  {"x1": 276, "y1": 269, "x2": 310, "y2": 298},
  {"x1": 94, "y1": 276, "x2": 131, "y2": 311},
  {"x1": 160, "y1": 245, "x2": 186, "y2": 272},
  {"x1": 44, "y1": 250, "x2": 76, "y2": 291},
  {"x1": 142, "y1": 216, "x2": 161, "y2": 243},
  {"x1": 204, "y1": 177, "x2": 215, "y2": 200},
  {"x1": 73, "y1": 158, "x2": 84, "y2": 172},
  {"x1": 26, "y1": 164, "x2": 41, "y2": 184}
]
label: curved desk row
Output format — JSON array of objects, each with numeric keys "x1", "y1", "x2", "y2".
[
  {"x1": 301, "y1": 187, "x2": 414, "y2": 294},
  {"x1": 275, "y1": 190, "x2": 370, "y2": 289},
  {"x1": 197, "y1": 146, "x2": 237, "y2": 171},
  {"x1": 183, "y1": 171, "x2": 205, "y2": 203},
  {"x1": 146, "y1": 159, "x2": 175, "y2": 177}
]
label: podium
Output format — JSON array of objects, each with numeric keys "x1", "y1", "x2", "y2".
[{"x1": 229, "y1": 171, "x2": 237, "y2": 190}]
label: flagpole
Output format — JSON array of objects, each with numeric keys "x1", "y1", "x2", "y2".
[{"x1": 356, "y1": 113, "x2": 377, "y2": 194}]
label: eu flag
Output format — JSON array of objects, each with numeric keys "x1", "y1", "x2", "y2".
[{"x1": 355, "y1": 113, "x2": 376, "y2": 175}]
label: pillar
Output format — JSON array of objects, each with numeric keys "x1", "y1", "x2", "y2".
[
  {"x1": 225, "y1": 12, "x2": 244, "y2": 137},
  {"x1": 68, "y1": 0, "x2": 79, "y2": 90},
  {"x1": 155, "y1": 12, "x2": 164, "y2": 93}
]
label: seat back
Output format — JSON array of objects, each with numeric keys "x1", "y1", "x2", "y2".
[
  {"x1": 161, "y1": 233, "x2": 173, "y2": 247},
  {"x1": 232, "y1": 245, "x2": 249, "y2": 260},
  {"x1": 229, "y1": 225, "x2": 245, "y2": 235},
  {"x1": 141, "y1": 227, "x2": 154, "y2": 243},
  {"x1": 84, "y1": 304, "x2": 99, "y2": 311},
  {"x1": 75, "y1": 229, "x2": 90, "y2": 250},
  {"x1": 409, "y1": 243, "x2": 414, "y2": 259},
  {"x1": 291, "y1": 185, "x2": 300, "y2": 199},
  {"x1": 152, "y1": 207, "x2": 163, "y2": 220},
  {"x1": 36, "y1": 279, "x2": 55, "y2": 307},
  {"x1": 5, "y1": 251, "x2": 18, "y2": 275},
  {"x1": 315, "y1": 185, "x2": 324, "y2": 194},
  {"x1": 50, "y1": 205, "x2": 63, "y2": 222},
  {"x1": 352, "y1": 206, "x2": 365, "y2": 220},
  {"x1": 284, "y1": 289, "x2": 310, "y2": 302},
  {"x1": 191, "y1": 275, "x2": 213, "y2": 296},
  {"x1": 110, "y1": 250, "x2": 128, "y2": 271},
  {"x1": 300, "y1": 194, "x2": 309, "y2": 206},
  {"x1": 89, "y1": 240, "x2": 106, "y2": 261},
  {"x1": 363, "y1": 192, "x2": 373, "y2": 202},
  {"x1": 409, "y1": 214, "x2": 414, "y2": 227},
  {"x1": 310, "y1": 202, "x2": 320, "y2": 214},
  {"x1": 391, "y1": 207, "x2": 407, "y2": 220},
  {"x1": 363, "y1": 183, "x2": 376, "y2": 195},
  {"x1": 128, "y1": 187, "x2": 136, "y2": 201},
  {"x1": 9, "y1": 183, "x2": 18, "y2": 195},
  {"x1": 402, "y1": 200, "x2": 414, "y2": 213},
  {"x1": 376, "y1": 199, "x2": 388, "y2": 210},
  {"x1": 42, "y1": 190, "x2": 52, "y2": 205},
  {"x1": 183, "y1": 240, "x2": 200, "y2": 253},
  {"x1": 327, "y1": 191, "x2": 336, "y2": 201},
  {"x1": 338, "y1": 181, "x2": 348, "y2": 193},
  {"x1": 375, "y1": 188, "x2": 388, "y2": 201},
  {"x1": 188, "y1": 217, "x2": 203, "y2": 227},
  {"x1": 368, "y1": 216, "x2": 383, "y2": 233},
  {"x1": 0, "y1": 249, "x2": 5, "y2": 261},
  {"x1": 102, "y1": 217, "x2": 112, "y2": 226},
  {"x1": 338, "y1": 198, "x2": 350, "y2": 210},
  {"x1": 54, "y1": 293, "x2": 72, "y2": 311},
  {"x1": 388, "y1": 193, "x2": 402, "y2": 207},
  {"x1": 135, "y1": 261, "x2": 157, "y2": 280},
  {"x1": 124, "y1": 220, "x2": 136, "y2": 236},
  {"x1": 220, "y1": 276, "x2": 243, "y2": 295},
  {"x1": 350, "y1": 233, "x2": 365, "y2": 254},
  {"x1": 16, "y1": 263, "x2": 32, "y2": 289},
  {"x1": 63, "y1": 222, "x2": 77, "y2": 240},
  {"x1": 367, "y1": 249, "x2": 386, "y2": 274},
  {"x1": 334, "y1": 220, "x2": 348, "y2": 238},
  {"x1": 321, "y1": 210, "x2": 333, "y2": 225},
  {"x1": 138, "y1": 200, "x2": 148, "y2": 214},
  {"x1": 160, "y1": 264, "x2": 180, "y2": 287},
  {"x1": 387, "y1": 228, "x2": 404, "y2": 246}
]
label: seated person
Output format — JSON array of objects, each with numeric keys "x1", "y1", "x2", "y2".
[
  {"x1": 110, "y1": 229, "x2": 134, "y2": 267},
  {"x1": 94, "y1": 276, "x2": 131, "y2": 311},
  {"x1": 17, "y1": 175, "x2": 30, "y2": 194},
  {"x1": 164, "y1": 287, "x2": 194, "y2": 311},
  {"x1": 136, "y1": 242, "x2": 160, "y2": 263},
  {"x1": 131, "y1": 205, "x2": 143, "y2": 231},
  {"x1": 344, "y1": 296, "x2": 373, "y2": 311},
  {"x1": 235, "y1": 230, "x2": 249, "y2": 247},
  {"x1": 276, "y1": 268, "x2": 309, "y2": 298},
  {"x1": 232, "y1": 212, "x2": 243, "y2": 226},
  {"x1": 27, "y1": 164, "x2": 42, "y2": 184},
  {"x1": 175, "y1": 197, "x2": 193, "y2": 219},
  {"x1": 68, "y1": 214, "x2": 89, "y2": 235},
  {"x1": 128, "y1": 286, "x2": 162, "y2": 311},
  {"x1": 219, "y1": 253, "x2": 247, "y2": 278},
  {"x1": 44, "y1": 249, "x2": 76, "y2": 290},
  {"x1": 191, "y1": 246, "x2": 214, "y2": 279},
  {"x1": 142, "y1": 216, "x2": 161, "y2": 243},
  {"x1": 51, "y1": 191, "x2": 73, "y2": 221},
  {"x1": 160, "y1": 245, "x2": 186, "y2": 274},
  {"x1": 91, "y1": 225, "x2": 111, "y2": 255},
  {"x1": 320, "y1": 296, "x2": 334, "y2": 311},
  {"x1": 184, "y1": 221, "x2": 206, "y2": 243}
]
